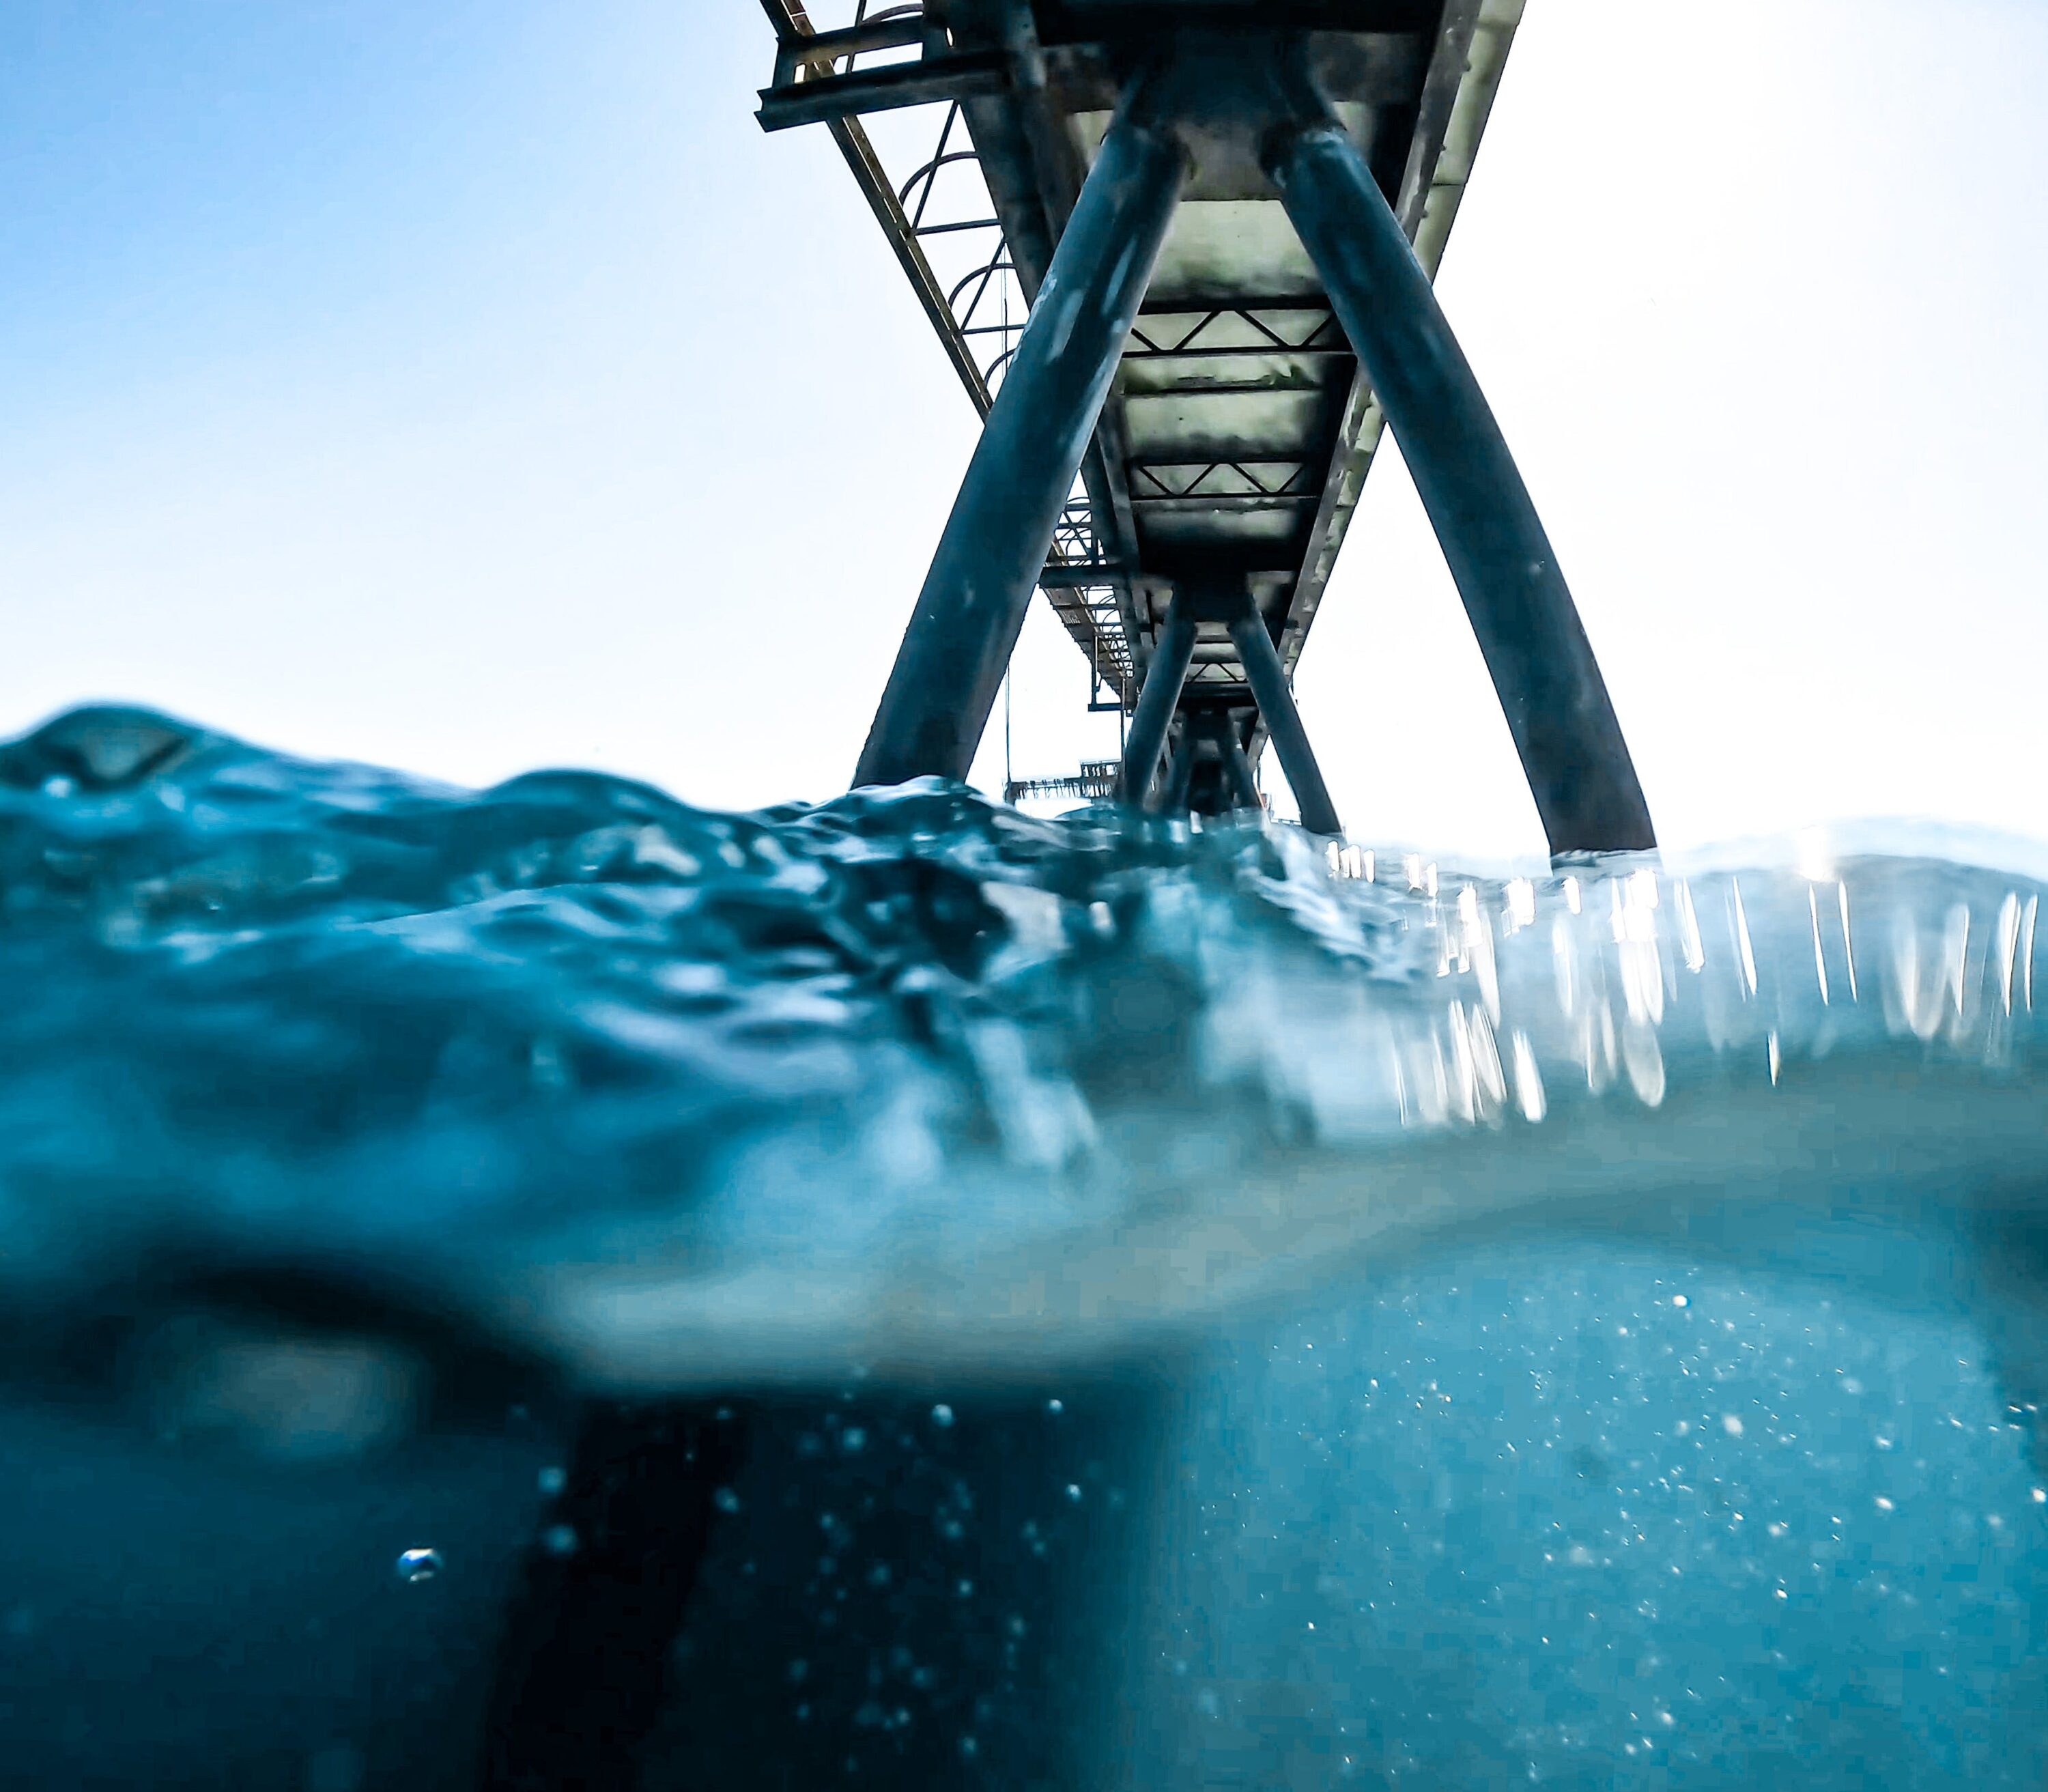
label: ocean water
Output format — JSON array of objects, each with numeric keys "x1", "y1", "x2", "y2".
[{"x1": 1, "y1": 703, "x2": 2046, "y2": 1786}]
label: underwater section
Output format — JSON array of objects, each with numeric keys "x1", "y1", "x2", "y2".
[{"x1": 1, "y1": 705, "x2": 2047, "y2": 1785}]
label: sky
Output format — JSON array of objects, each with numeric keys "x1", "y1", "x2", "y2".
[{"x1": 3, "y1": 1, "x2": 2046, "y2": 859}]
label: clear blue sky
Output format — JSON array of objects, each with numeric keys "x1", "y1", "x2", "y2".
[{"x1": 4, "y1": 1, "x2": 2045, "y2": 857}]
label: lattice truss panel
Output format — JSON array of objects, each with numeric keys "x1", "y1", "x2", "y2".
[{"x1": 761, "y1": 1, "x2": 1131, "y2": 700}]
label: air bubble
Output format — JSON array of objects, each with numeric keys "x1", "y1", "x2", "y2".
[
  {"x1": 538, "y1": 1465, "x2": 567, "y2": 1496},
  {"x1": 930, "y1": 1404, "x2": 955, "y2": 1428},
  {"x1": 395, "y1": 1547, "x2": 442, "y2": 1584},
  {"x1": 541, "y1": 1522, "x2": 580, "y2": 1556}
]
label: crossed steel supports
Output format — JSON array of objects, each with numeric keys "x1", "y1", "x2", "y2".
[
  {"x1": 1116, "y1": 582, "x2": 1342, "y2": 835},
  {"x1": 853, "y1": 40, "x2": 1655, "y2": 857}
]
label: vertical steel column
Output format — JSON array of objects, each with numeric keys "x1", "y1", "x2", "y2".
[
  {"x1": 1268, "y1": 120, "x2": 1655, "y2": 855},
  {"x1": 1117, "y1": 595, "x2": 1197, "y2": 805},
  {"x1": 1227, "y1": 604, "x2": 1343, "y2": 836},
  {"x1": 853, "y1": 99, "x2": 1186, "y2": 790}
]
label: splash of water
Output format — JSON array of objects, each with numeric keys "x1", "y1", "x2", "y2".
[{"x1": 2, "y1": 705, "x2": 2045, "y2": 1397}]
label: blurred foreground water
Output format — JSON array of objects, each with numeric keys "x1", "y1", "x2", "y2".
[{"x1": 1, "y1": 706, "x2": 2045, "y2": 1786}]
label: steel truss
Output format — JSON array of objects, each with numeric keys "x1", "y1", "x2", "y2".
[
  {"x1": 758, "y1": 1, "x2": 1133, "y2": 698},
  {"x1": 755, "y1": 0, "x2": 1652, "y2": 859},
  {"x1": 755, "y1": 1, "x2": 1544, "y2": 777}
]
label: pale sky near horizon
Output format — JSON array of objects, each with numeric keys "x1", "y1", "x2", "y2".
[{"x1": 3, "y1": 2, "x2": 2045, "y2": 859}]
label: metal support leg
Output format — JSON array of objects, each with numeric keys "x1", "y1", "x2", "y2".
[
  {"x1": 1226, "y1": 602, "x2": 1343, "y2": 836},
  {"x1": 1162, "y1": 734, "x2": 1197, "y2": 815},
  {"x1": 1268, "y1": 119, "x2": 1655, "y2": 855},
  {"x1": 1214, "y1": 717, "x2": 1263, "y2": 814},
  {"x1": 1118, "y1": 595, "x2": 1196, "y2": 806},
  {"x1": 853, "y1": 96, "x2": 1186, "y2": 789},
  {"x1": 479, "y1": 1401, "x2": 747, "y2": 1790}
]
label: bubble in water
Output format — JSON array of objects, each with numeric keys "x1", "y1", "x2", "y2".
[
  {"x1": 930, "y1": 1403, "x2": 955, "y2": 1428},
  {"x1": 713, "y1": 1486, "x2": 743, "y2": 1513},
  {"x1": 1047, "y1": 1399, "x2": 1064, "y2": 1415},
  {"x1": 1671, "y1": 1294, "x2": 1689, "y2": 1308},
  {"x1": 1064, "y1": 1483, "x2": 1083, "y2": 1503},
  {"x1": 841, "y1": 1427, "x2": 867, "y2": 1453},
  {"x1": 395, "y1": 1547, "x2": 442, "y2": 1584},
  {"x1": 538, "y1": 1465, "x2": 567, "y2": 1496},
  {"x1": 541, "y1": 1522, "x2": 580, "y2": 1556}
]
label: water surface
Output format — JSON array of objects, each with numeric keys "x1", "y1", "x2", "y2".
[{"x1": 3, "y1": 704, "x2": 2047, "y2": 1786}]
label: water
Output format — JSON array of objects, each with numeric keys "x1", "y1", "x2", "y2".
[
  {"x1": 6, "y1": 702, "x2": 2048, "y2": 1392},
  {"x1": 1137, "y1": 1253, "x2": 2048, "y2": 1786},
  {"x1": 4, "y1": 702, "x2": 2048, "y2": 1782}
]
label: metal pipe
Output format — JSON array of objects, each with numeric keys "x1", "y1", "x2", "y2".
[
  {"x1": 853, "y1": 95, "x2": 1186, "y2": 789},
  {"x1": 1117, "y1": 595, "x2": 1196, "y2": 805},
  {"x1": 1268, "y1": 119, "x2": 1655, "y2": 855},
  {"x1": 1162, "y1": 734, "x2": 1197, "y2": 815},
  {"x1": 1226, "y1": 603, "x2": 1343, "y2": 837},
  {"x1": 1215, "y1": 719, "x2": 1262, "y2": 813}
]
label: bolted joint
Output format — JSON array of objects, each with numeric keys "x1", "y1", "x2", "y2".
[
  {"x1": 1260, "y1": 111, "x2": 1348, "y2": 192},
  {"x1": 1097, "y1": 56, "x2": 1204, "y2": 177},
  {"x1": 1105, "y1": 31, "x2": 1341, "y2": 177}
]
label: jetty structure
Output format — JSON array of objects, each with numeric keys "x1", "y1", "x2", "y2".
[
  {"x1": 756, "y1": 0, "x2": 1654, "y2": 855},
  {"x1": 479, "y1": 10, "x2": 1659, "y2": 1784}
]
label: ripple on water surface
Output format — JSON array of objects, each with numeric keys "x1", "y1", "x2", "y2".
[
  {"x1": 3, "y1": 702, "x2": 2047, "y2": 1393},
  {"x1": 3, "y1": 705, "x2": 2048, "y2": 1783}
]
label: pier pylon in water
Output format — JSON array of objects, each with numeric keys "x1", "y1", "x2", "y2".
[{"x1": 758, "y1": 0, "x2": 1654, "y2": 856}]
